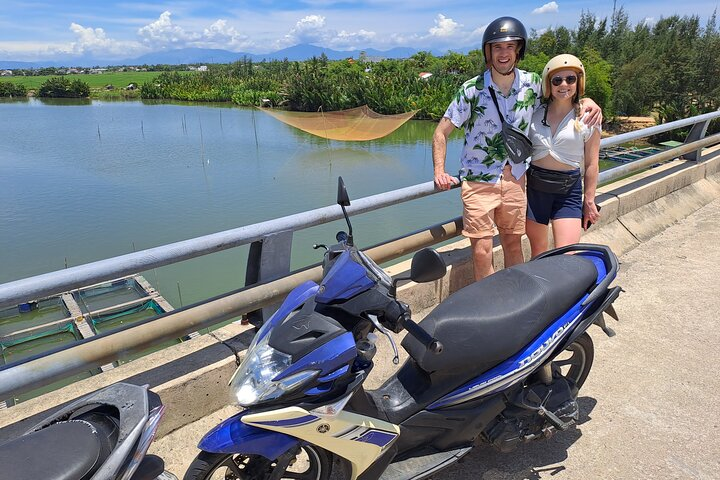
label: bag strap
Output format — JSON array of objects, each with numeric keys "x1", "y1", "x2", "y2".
[{"x1": 488, "y1": 87, "x2": 507, "y2": 125}]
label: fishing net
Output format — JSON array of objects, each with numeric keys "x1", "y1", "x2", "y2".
[
  {"x1": 89, "y1": 300, "x2": 164, "y2": 329},
  {"x1": 258, "y1": 105, "x2": 418, "y2": 141}
]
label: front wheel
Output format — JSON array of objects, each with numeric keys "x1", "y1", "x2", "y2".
[{"x1": 183, "y1": 445, "x2": 332, "y2": 480}]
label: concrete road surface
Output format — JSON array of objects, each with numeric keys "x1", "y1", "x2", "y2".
[{"x1": 154, "y1": 199, "x2": 720, "y2": 480}]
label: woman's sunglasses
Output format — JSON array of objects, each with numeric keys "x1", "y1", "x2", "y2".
[{"x1": 551, "y1": 75, "x2": 578, "y2": 87}]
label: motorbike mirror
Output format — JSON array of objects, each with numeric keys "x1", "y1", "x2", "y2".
[
  {"x1": 337, "y1": 177, "x2": 351, "y2": 207},
  {"x1": 336, "y1": 176, "x2": 354, "y2": 245},
  {"x1": 410, "y1": 248, "x2": 447, "y2": 283}
]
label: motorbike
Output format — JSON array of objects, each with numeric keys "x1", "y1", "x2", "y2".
[
  {"x1": 0, "y1": 382, "x2": 176, "y2": 480},
  {"x1": 184, "y1": 177, "x2": 622, "y2": 480}
]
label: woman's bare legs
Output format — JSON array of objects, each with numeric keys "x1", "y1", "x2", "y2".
[
  {"x1": 551, "y1": 217, "x2": 582, "y2": 248},
  {"x1": 525, "y1": 219, "x2": 550, "y2": 258}
]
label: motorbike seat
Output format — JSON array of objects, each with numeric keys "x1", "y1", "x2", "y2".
[
  {"x1": 402, "y1": 254, "x2": 598, "y2": 374},
  {"x1": 0, "y1": 420, "x2": 107, "y2": 480}
]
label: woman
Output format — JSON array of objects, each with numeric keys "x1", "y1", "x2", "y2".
[{"x1": 525, "y1": 54, "x2": 601, "y2": 257}]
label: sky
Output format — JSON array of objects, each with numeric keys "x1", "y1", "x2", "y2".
[{"x1": 0, "y1": 1, "x2": 717, "y2": 61}]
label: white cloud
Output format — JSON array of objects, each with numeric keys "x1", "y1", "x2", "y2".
[
  {"x1": 134, "y1": 11, "x2": 255, "y2": 52},
  {"x1": 276, "y1": 15, "x2": 378, "y2": 50},
  {"x1": 643, "y1": 17, "x2": 657, "y2": 27},
  {"x1": 532, "y1": 2, "x2": 559, "y2": 15},
  {"x1": 137, "y1": 11, "x2": 199, "y2": 48},
  {"x1": 429, "y1": 14, "x2": 462, "y2": 37},
  {"x1": 469, "y1": 24, "x2": 488, "y2": 41},
  {"x1": 285, "y1": 15, "x2": 327, "y2": 44},
  {"x1": 331, "y1": 29, "x2": 377, "y2": 49},
  {"x1": 69, "y1": 22, "x2": 145, "y2": 57},
  {"x1": 202, "y1": 19, "x2": 253, "y2": 50}
]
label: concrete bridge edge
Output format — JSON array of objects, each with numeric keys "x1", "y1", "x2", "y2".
[{"x1": 2, "y1": 151, "x2": 720, "y2": 440}]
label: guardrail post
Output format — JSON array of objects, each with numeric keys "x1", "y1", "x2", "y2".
[
  {"x1": 244, "y1": 231, "x2": 293, "y2": 326},
  {"x1": 684, "y1": 118, "x2": 711, "y2": 161}
]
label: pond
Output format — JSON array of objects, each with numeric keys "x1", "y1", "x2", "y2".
[{"x1": 0, "y1": 98, "x2": 464, "y2": 308}]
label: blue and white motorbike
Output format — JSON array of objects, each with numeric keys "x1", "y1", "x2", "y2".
[{"x1": 185, "y1": 177, "x2": 622, "y2": 480}]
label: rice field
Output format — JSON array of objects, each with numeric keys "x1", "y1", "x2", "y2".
[{"x1": 0, "y1": 71, "x2": 163, "y2": 90}]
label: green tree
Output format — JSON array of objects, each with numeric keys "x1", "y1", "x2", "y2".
[
  {"x1": 409, "y1": 51, "x2": 436, "y2": 70},
  {"x1": 652, "y1": 15, "x2": 701, "y2": 122},
  {"x1": 37, "y1": 77, "x2": 90, "y2": 98},
  {"x1": 694, "y1": 11, "x2": 720, "y2": 111},
  {"x1": 519, "y1": 52, "x2": 550, "y2": 77},
  {"x1": 580, "y1": 47, "x2": 613, "y2": 115},
  {"x1": 0, "y1": 82, "x2": 27, "y2": 97}
]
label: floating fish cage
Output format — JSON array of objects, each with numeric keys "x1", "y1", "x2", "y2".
[
  {"x1": 0, "y1": 275, "x2": 180, "y2": 407},
  {"x1": 600, "y1": 142, "x2": 680, "y2": 164}
]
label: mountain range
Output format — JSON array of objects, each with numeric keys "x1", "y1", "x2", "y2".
[{"x1": 0, "y1": 44, "x2": 449, "y2": 70}]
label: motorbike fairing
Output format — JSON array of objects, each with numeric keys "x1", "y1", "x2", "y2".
[
  {"x1": 267, "y1": 298, "x2": 348, "y2": 362},
  {"x1": 316, "y1": 250, "x2": 375, "y2": 303},
  {"x1": 197, "y1": 411, "x2": 301, "y2": 459},
  {"x1": 242, "y1": 405, "x2": 400, "y2": 479},
  {"x1": 255, "y1": 280, "x2": 320, "y2": 344}
]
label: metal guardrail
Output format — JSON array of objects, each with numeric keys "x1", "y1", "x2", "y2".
[
  {"x1": 0, "y1": 109, "x2": 719, "y2": 401},
  {"x1": 1, "y1": 110, "x2": 718, "y2": 311}
]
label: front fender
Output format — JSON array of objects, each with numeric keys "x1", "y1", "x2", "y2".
[{"x1": 198, "y1": 411, "x2": 300, "y2": 459}]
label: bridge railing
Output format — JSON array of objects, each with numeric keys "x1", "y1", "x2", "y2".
[{"x1": 0, "y1": 109, "x2": 719, "y2": 401}]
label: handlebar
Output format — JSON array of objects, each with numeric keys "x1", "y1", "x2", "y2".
[
  {"x1": 402, "y1": 315, "x2": 443, "y2": 354},
  {"x1": 382, "y1": 301, "x2": 442, "y2": 354}
]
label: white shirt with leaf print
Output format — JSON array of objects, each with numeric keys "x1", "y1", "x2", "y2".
[{"x1": 443, "y1": 68, "x2": 541, "y2": 183}]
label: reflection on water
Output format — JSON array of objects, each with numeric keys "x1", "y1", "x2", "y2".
[
  {"x1": 0, "y1": 99, "x2": 464, "y2": 308},
  {"x1": 32, "y1": 97, "x2": 93, "y2": 106}
]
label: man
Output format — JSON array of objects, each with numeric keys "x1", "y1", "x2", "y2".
[{"x1": 433, "y1": 16, "x2": 601, "y2": 280}]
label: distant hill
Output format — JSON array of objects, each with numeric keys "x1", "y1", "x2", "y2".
[
  {"x1": 0, "y1": 44, "x2": 443, "y2": 70},
  {"x1": 130, "y1": 47, "x2": 249, "y2": 66}
]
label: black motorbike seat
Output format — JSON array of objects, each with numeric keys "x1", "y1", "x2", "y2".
[
  {"x1": 0, "y1": 420, "x2": 105, "y2": 480},
  {"x1": 402, "y1": 254, "x2": 598, "y2": 374}
]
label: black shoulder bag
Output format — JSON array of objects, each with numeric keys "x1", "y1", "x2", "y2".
[{"x1": 489, "y1": 87, "x2": 533, "y2": 164}]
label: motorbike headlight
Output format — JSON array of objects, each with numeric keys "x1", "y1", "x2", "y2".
[{"x1": 229, "y1": 334, "x2": 318, "y2": 407}]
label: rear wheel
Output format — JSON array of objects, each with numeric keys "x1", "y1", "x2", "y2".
[
  {"x1": 183, "y1": 445, "x2": 332, "y2": 480},
  {"x1": 552, "y1": 332, "x2": 594, "y2": 393}
]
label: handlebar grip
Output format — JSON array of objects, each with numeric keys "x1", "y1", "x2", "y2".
[{"x1": 403, "y1": 315, "x2": 443, "y2": 354}]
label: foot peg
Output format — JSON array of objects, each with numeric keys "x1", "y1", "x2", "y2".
[{"x1": 537, "y1": 406, "x2": 574, "y2": 431}]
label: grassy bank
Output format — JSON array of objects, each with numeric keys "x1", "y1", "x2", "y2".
[{"x1": 1, "y1": 71, "x2": 172, "y2": 99}]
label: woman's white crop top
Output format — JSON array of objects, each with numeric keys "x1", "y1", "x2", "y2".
[{"x1": 529, "y1": 104, "x2": 601, "y2": 169}]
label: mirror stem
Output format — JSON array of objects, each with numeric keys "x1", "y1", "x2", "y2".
[{"x1": 341, "y1": 204, "x2": 354, "y2": 246}]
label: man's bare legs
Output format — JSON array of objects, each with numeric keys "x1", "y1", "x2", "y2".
[
  {"x1": 470, "y1": 237, "x2": 494, "y2": 281},
  {"x1": 499, "y1": 232, "x2": 525, "y2": 268},
  {"x1": 470, "y1": 233, "x2": 524, "y2": 281}
]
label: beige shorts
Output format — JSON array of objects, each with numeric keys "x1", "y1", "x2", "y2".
[{"x1": 462, "y1": 166, "x2": 527, "y2": 238}]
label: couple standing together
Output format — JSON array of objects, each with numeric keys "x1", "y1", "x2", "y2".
[{"x1": 434, "y1": 16, "x2": 603, "y2": 281}]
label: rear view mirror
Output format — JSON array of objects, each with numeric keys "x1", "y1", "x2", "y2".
[
  {"x1": 337, "y1": 177, "x2": 350, "y2": 207},
  {"x1": 410, "y1": 248, "x2": 447, "y2": 283}
]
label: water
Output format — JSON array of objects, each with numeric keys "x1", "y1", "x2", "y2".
[{"x1": 0, "y1": 98, "x2": 464, "y2": 308}]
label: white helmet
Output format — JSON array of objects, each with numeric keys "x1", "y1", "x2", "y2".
[{"x1": 542, "y1": 54, "x2": 585, "y2": 99}]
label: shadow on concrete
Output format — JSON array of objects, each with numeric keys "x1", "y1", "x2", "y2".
[{"x1": 438, "y1": 396, "x2": 598, "y2": 480}]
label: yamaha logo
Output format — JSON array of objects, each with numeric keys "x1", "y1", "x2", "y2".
[{"x1": 317, "y1": 423, "x2": 330, "y2": 434}]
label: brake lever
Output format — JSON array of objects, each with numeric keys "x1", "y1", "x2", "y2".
[
  {"x1": 313, "y1": 244, "x2": 328, "y2": 251},
  {"x1": 368, "y1": 314, "x2": 399, "y2": 365}
]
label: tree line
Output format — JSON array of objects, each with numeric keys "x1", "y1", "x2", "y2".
[
  {"x1": 140, "y1": 9, "x2": 719, "y2": 125},
  {"x1": 2, "y1": 8, "x2": 718, "y2": 128}
]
